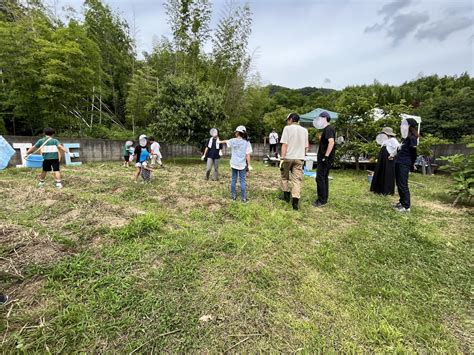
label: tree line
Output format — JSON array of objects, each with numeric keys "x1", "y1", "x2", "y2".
[{"x1": 1, "y1": 0, "x2": 473, "y2": 146}]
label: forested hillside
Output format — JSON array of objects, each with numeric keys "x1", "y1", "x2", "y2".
[{"x1": 1, "y1": 0, "x2": 472, "y2": 143}]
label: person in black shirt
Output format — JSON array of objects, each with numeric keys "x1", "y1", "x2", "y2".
[
  {"x1": 313, "y1": 111, "x2": 336, "y2": 207},
  {"x1": 202, "y1": 129, "x2": 223, "y2": 180},
  {"x1": 393, "y1": 118, "x2": 419, "y2": 212}
]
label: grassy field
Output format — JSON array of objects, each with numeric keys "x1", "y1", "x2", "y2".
[{"x1": 1, "y1": 160, "x2": 472, "y2": 353}]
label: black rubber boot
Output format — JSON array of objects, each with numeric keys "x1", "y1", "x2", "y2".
[
  {"x1": 279, "y1": 191, "x2": 291, "y2": 203},
  {"x1": 292, "y1": 198, "x2": 299, "y2": 210}
]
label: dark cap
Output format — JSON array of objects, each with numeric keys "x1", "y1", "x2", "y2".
[
  {"x1": 286, "y1": 112, "x2": 300, "y2": 122},
  {"x1": 319, "y1": 111, "x2": 331, "y2": 122}
]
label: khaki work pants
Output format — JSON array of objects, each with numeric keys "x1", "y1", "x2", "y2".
[{"x1": 280, "y1": 159, "x2": 304, "y2": 199}]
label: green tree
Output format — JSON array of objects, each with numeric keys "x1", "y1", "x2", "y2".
[
  {"x1": 37, "y1": 20, "x2": 102, "y2": 130},
  {"x1": 84, "y1": 0, "x2": 134, "y2": 120},
  {"x1": 125, "y1": 67, "x2": 157, "y2": 133},
  {"x1": 148, "y1": 75, "x2": 226, "y2": 143}
]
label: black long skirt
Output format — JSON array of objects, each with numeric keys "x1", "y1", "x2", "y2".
[{"x1": 370, "y1": 146, "x2": 395, "y2": 195}]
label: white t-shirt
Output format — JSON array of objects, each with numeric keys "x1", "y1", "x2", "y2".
[
  {"x1": 384, "y1": 137, "x2": 400, "y2": 157},
  {"x1": 269, "y1": 132, "x2": 279, "y2": 145},
  {"x1": 280, "y1": 124, "x2": 309, "y2": 160},
  {"x1": 226, "y1": 138, "x2": 249, "y2": 170},
  {"x1": 150, "y1": 142, "x2": 160, "y2": 155},
  {"x1": 150, "y1": 142, "x2": 162, "y2": 159}
]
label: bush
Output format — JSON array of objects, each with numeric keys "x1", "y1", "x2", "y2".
[
  {"x1": 418, "y1": 134, "x2": 449, "y2": 158},
  {"x1": 439, "y1": 153, "x2": 474, "y2": 206},
  {"x1": 460, "y1": 134, "x2": 474, "y2": 145},
  {"x1": 60, "y1": 125, "x2": 135, "y2": 140}
]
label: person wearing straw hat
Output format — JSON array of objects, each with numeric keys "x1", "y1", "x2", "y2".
[{"x1": 370, "y1": 127, "x2": 399, "y2": 195}]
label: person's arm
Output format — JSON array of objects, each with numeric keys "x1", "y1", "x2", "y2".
[
  {"x1": 26, "y1": 145, "x2": 36, "y2": 155},
  {"x1": 280, "y1": 128, "x2": 288, "y2": 159},
  {"x1": 409, "y1": 137, "x2": 418, "y2": 169},
  {"x1": 202, "y1": 147, "x2": 208, "y2": 160},
  {"x1": 325, "y1": 139, "x2": 335, "y2": 157},
  {"x1": 281, "y1": 144, "x2": 288, "y2": 159},
  {"x1": 246, "y1": 153, "x2": 251, "y2": 175},
  {"x1": 26, "y1": 139, "x2": 41, "y2": 155},
  {"x1": 305, "y1": 131, "x2": 309, "y2": 155},
  {"x1": 58, "y1": 144, "x2": 69, "y2": 153}
]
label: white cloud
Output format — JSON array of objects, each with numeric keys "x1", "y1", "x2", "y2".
[{"x1": 56, "y1": 0, "x2": 473, "y2": 88}]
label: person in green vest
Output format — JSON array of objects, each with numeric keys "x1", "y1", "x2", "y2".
[{"x1": 25, "y1": 127, "x2": 69, "y2": 188}]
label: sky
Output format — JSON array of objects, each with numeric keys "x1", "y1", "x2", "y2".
[{"x1": 56, "y1": 0, "x2": 473, "y2": 89}]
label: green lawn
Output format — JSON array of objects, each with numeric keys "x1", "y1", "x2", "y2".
[{"x1": 1, "y1": 160, "x2": 472, "y2": 352}]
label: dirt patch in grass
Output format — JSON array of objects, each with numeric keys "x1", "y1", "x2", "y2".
[
  {"x1": 0, "y1": 224, "x2": 71, "y2": 278},
  {"x1": 417, "y1": 200, "x2": 467, "y2": 215},
  {"x1": 443, "y1": 315, "x2": 473, "y2": 353}
]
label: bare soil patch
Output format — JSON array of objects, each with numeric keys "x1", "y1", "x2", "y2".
[{"x1": 0, "y1": 224, "x2": 71, "y2": 278}]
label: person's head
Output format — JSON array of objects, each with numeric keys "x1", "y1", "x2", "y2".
[
  {"x1": 272, "y1": 128, "x2": 276, "y2": 132},
  {"x1": 235, "y1": 125, "x2": 246, "y2": 138},
  {"x1": 408, "y1": 125, "x2": 419, "y2": 138},
  {"x1": 381, "y1": 127, "x2": 396, "y2": 137},
  {"x1": 286, "y1": 113, "x2": 300, "y2": 125},
  {"x1": 44, "y1": 127, "x2": 55, "y2": 137},
  {"x1": 319, "y1": 111, "x2": 331, "y2": 123},
  {"x1": 149, "y1": 137, "x2": 155, "y2": 142},
  {"x1": 210, "y1": 128, "x2": 219, "y2": 138},
  {"x1": 405, "y1": 118, "x2": 419, "y2": 138}
]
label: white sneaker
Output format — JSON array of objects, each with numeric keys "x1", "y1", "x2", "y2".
[
  {"x1": 38, "y1": 181, "x2": 45, "y2": 188},
  {"x1": 55, "y1": 182, "x2": 63, "y2": 189},
  {"x1": 394, "y1": 206, "x2": 410, "y2": 213}
]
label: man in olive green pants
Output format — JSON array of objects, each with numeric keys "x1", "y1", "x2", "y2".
[{"x1": 279, "y1": 113, "x2": 309, "y2": 210}]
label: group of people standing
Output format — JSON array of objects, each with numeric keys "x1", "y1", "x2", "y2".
[
  {"x1": 277, "y1": 111, "x2": 336, "y2": 210},
  {"x1": 207, "y1": 110, "x2": 418, "y2": 212},
  {"x1": 370, "y1": 118, "x2": 419, "y2": 212},
  {"x1": 27, "y1": 112, "x2": 418, "y2": 212},
  {"x1": 122, "y1": 135, "x2": 163, "y2": 183},
  {"x1": 201, "y1": 126, "x2": 252, "y2": 202}
]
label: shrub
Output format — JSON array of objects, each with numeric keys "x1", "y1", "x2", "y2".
[
  {"x1": 417, "y1": 134, "x2": 449, "y2": 158},
  {"x1": 439, "y1": 152, "x2": 474, "y2": 206}
]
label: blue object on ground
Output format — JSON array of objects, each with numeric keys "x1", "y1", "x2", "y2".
[
  {"x1": 0, "y1": 136, "x2": 15, "y2": 170},
  {"x1": 304, "y1": 165, "x2": 317, "y2": 178},
  {"x1": 368, "y1": 174, "x2": 373, "y2": 184}
]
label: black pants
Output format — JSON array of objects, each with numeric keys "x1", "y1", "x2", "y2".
[
  {"x1": 316, "y1": 161, "x2": 330, "y2": 204},
  {"x1": 395, "y1": 163, "x2": 411, "y2": 209},
  {"x1": 269, "y1": 144, "x2": 277, "y2": 153}
]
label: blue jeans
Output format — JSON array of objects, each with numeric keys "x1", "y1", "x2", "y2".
[
  {"x1": 231, "y1": 168, "x2": 247, "y2": 200},
  {"x1": 395, "y1": 163, "x2": 411, "y2": 209}
]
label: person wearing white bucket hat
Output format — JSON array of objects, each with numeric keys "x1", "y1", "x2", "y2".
[{"x1": 370, "y1": 127, "x2": 399, "y2": 195}]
